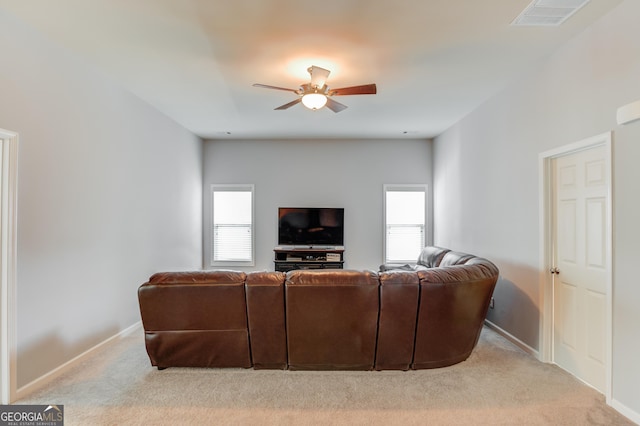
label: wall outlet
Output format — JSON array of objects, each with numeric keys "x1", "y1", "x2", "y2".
[{"x1": 490, "y1": 297, "x2": 495, "y2": 309}]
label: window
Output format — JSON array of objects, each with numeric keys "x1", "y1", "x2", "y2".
[
  {"x1": 211, "y1": 184, "x2": 254, "y2": 266},
  {"x1": 384, "y1": 185, "x2": 427, "y2": 264}
]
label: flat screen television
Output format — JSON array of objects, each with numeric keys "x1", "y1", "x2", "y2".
[{"x1": 278, "y1": 207, "x2": 344, "y2": 247}]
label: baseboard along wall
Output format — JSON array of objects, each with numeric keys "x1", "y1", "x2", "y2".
[{"x1": 15, "y1": 322, "x2": 142, "y2": 401}]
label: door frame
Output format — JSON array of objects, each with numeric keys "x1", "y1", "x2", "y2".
[
  {"x1": 538, "y1": 131, "x2": 613, "y2": 403},
  {"x1": 0, "y1": 128, "x2": 18, "y2": 404}
]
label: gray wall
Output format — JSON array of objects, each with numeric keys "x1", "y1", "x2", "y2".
[
  {"x1": 0, "y1": 11, "x2": 203, "y2": 388},
  {"x1": 203, "y1": 139, "x2": 433, "y2": 271},
  {"x1": 433, "y1": 0, "x2": 640, "y2": 417}
]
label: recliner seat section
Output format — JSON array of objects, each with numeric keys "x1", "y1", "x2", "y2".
[
  {"x1": 138, "y1": 271, "x2": 252, "y2": 369},
  {"x1": 285, "y1": 269, "x2": 379, "y2": 370},
  {"x1": 137, "y1": 246, "x2": 499, "y2": 371}
]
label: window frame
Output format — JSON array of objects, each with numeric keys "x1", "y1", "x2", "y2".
[
  {"x1": 383, "y1": 184, "x2": 429, "y2": 264},
  {"x1": 210, "y1": 184, "x2": 255, "y2": 267}
]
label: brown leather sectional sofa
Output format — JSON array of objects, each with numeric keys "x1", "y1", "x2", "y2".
[{"x1": 138, "y1": 246, "x2": 499, "y2": 371}]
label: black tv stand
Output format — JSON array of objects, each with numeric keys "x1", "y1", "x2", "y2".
[{"x1": 274, "y1": 247, "x2": 344, "y2": 272}]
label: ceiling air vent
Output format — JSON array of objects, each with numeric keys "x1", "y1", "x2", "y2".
[{"x1": 511, "y1": 0, "x2": 590, "y2": 27}]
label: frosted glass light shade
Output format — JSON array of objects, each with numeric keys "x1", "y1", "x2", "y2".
[{"x1": 301, "y1": 93, "x2": 327, "y2": 110}]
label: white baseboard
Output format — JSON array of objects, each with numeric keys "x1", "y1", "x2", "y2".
[
  {"x1": 15, "y1": 321, "x2": 142, "y2": 401},
  {"x1": 485, "y1": 321, "x2": 640, "y2": 424},
  {"x1": 484, "y1": 319, "x2": 539, "y2": 359},
  {"x1": 611, "y1": 398, "x2": 640, "y2": 425}
]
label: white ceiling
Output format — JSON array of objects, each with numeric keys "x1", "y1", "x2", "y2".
[{"x1": 0, "y1": 0, "x2": 623, "y2": 140}]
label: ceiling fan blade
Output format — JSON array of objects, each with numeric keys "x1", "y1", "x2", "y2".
[
  {"x1": 274, "y1": 98, "x2": 302, "y2": 110},
  {"x1": 325, "y1": 98, "x2": 348, "y2": 113},
  {"x1": 308, "y1": 65, "x2": 330, "y2": 89},
  {"x1": 329, "y1": 84, "x2": 377, "y2": 96},
  {"x1": 253, "y1": 83, "x2": 299, "y2": 93}
]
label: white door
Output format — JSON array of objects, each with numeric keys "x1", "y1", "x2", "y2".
[{"x1": 551, "y1": 144, "x2": 608, "y2": 392}]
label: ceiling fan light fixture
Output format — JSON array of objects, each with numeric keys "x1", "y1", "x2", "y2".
[
  {"x1": 253, "y1": 65, "x2": 376, "y2": 112},
  {"x1": 301, "y1": 92, "x2": 327, "y2": 110}
]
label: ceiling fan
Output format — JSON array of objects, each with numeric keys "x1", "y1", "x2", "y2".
[{"x1": 253, "y1": 65, "x2": 377, "y2": 113}]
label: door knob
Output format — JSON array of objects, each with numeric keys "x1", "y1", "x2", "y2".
[{"x1": 549, "y1": 267, "x2": 560, "y2": 274}]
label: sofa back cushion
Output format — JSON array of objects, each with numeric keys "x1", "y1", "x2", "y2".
[
  {"x1": 439, "y1": 250, "x2": 475, "y2": 266},
  {"x1": 417, "y1": 246, "x2": 451, "y2": 267},
  {"x1": 139, "y1": 270, "x2": 248, "y2": 331}
]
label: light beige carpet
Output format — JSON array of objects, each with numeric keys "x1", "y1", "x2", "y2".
[{"x1": 16, "y1": 327, "x2": 633, "y2": 425}]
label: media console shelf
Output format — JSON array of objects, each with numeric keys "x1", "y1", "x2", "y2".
[{"x1": 274, "y1": 247, "x2": 344, "y2": 272}]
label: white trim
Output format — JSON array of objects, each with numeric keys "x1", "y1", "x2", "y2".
[
  {"x1": 610, "y1": 398, "x2": 640, "y2": 425},
  {"x1": 538, "y1": 131, "x2": 613, "y2": 404},
  {"x1": 537, "y1": 151, "x2": 553, "y2": 363},
  {"x1": 15, "y1": 322, "x2": 142, "y2": 400},
  {"x1": 0, "y1": 128, "x2": 18, "y2": 404},
  {"x1": 484, "y1": 320, "x2": 539, "y2": 358}
]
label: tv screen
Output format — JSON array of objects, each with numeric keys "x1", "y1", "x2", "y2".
[{"x1": 278, "y1": 207, "x2": 344, "y2": 247}]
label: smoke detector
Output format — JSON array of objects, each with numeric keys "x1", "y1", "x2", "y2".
[{"x1": 511, "y1": 0, "x2": 590, "y2": 27}]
